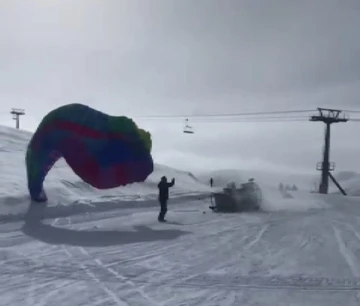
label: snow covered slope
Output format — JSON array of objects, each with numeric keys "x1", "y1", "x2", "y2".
[
  {"x1": 3, "y1": 181, "x2": 360, "y2": 305},
  {"x1": 0, "y1": 125, "x2": 212, "y2": 220},
  {"x1": 4, "y1": 125, "x2": 360, "y2": 305}
]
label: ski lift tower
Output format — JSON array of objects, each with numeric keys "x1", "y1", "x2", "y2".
[
  {"x1": 10, "y1": 108, "x2": 25, "y2": 129},
  {"x1": 310, "y1": 108, "x2": 348, "y2": 195}
]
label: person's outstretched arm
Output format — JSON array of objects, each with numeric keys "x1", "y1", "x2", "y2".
[{"x1": 168, "y1": 178, "x2": 175, "y2": 187}]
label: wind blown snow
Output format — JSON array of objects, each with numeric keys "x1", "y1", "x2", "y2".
[{"x1": 2, "y1": 125, "x2": 360, "y2": 305}]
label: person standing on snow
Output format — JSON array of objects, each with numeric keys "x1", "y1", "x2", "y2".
[{"x1": 157, "y1": 176, "x2": 175, "y2": 222}]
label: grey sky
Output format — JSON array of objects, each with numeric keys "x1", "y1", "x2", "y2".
[{"x1": 0, "y1": 0, "x2": 360, "y2": 175}]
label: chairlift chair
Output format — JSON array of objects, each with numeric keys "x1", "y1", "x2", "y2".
[{"x1": 183, "y1": 118, "x2": 194, "y2": 134}]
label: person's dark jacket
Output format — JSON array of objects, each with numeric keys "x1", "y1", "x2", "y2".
[{"x1": 158, "y1": 177, "x2": 175, "y2": 201}]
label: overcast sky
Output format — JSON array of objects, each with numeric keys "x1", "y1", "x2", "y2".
[{"x1": 0, "y1": 0, "x2": 360, "y2": 175}]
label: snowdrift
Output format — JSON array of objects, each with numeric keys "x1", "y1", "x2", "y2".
[{"x1": 0, "y1": 125, "x2": 212, "y2": 221}]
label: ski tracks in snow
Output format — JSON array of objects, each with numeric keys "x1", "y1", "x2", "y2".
[
  {"x1": 26, "y1": 218, "x2": 80, "y2": 306},
  {"x1": 160, "y1": 221, "x2": 272, "y2": 291},
  {"x1": 57, "y1": 216, "x2": 163, "y2": 306},
  {"x1": 0, "y1": 215, "x2": 72, "y2": 306},
  {"x1": 9, "y1": 204, "x2": 360, "y2": 305},
  {"x1": 332, "y1": 220, "x2": 360, "y2": 278},
  {"x1": 244, "y1": 223, "x2": 270, "y2": 251},
  {"x1": 332, "y1": 225, "x2": 360, "y2": 277},
  {"x1": 34, "y1": 212, "x2": 272, "y2": 305}
]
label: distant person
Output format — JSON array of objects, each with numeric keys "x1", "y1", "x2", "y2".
[
  {"x1": 210, "y1": 178, "x2": 213, "y2": 187},
  {"x1": 157, "y1": 176, "x2": 175, "y2": 222}
]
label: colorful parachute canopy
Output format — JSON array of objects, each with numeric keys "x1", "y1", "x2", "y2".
[{"x1": 26, "y1": 103, "x2": 154, "y2": 202}]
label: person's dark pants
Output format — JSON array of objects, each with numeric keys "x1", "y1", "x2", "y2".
[{"x1": 158, "y1": 198, "x2": 168, "y2": 221}]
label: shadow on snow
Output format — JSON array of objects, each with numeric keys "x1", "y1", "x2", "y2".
[{"x1": 21, "y1": 202, "x2": 191, "y2": 247}]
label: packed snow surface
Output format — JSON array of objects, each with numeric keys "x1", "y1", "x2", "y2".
[{"x1": 2, "y1": 125, "x2": 360, "y2": 305}]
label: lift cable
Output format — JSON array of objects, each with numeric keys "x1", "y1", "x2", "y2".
[{"x1": 132, "y1": 108, "x2": 316, "y2": 119}]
